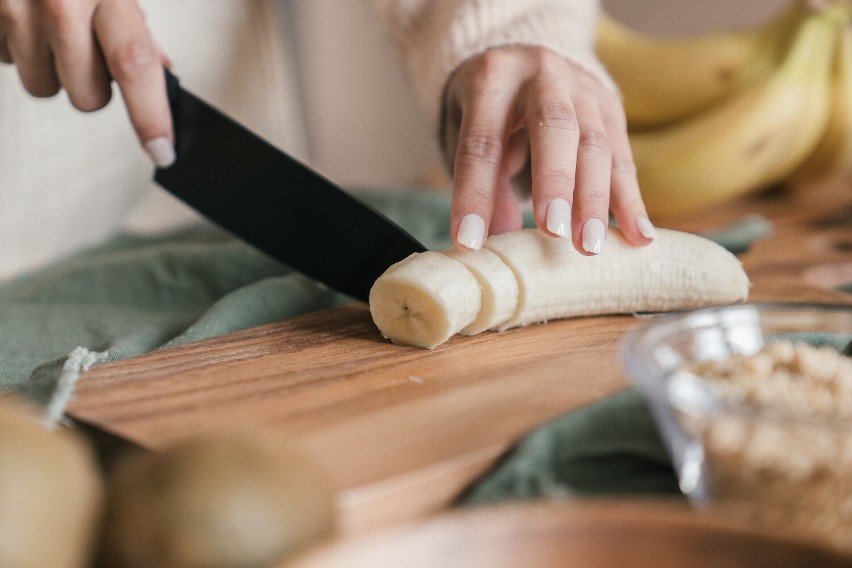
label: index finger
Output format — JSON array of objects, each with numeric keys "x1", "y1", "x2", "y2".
[
  {"x1": 449, "y1": 74, "x2": 518, "y2": 249},
  {"x1": 93, "y1": 0, "x2": 173, "y2": 167}
]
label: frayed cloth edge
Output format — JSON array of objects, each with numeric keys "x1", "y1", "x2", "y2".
[{"x1": 42, "y1": 347, "x2": 108, "y2": 430}]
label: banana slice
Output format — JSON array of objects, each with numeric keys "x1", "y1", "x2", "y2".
[
  {"x1": 369, "y1": 228, "x2": 750, "y2": 349},
  {"x1": 368, "y1": 251, "x2": 481, "y2": 349},
  {"x1": 444, "y1": 247, "x2": 519, "y2": 335}
]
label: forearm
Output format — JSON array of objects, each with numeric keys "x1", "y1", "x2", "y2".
[{"x1": 370, "y1": 0, "x2": 616, "y2": 127}]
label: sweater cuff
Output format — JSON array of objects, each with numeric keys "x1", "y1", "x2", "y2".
[{"x1": 373, "y1": 0, "x2": 617, "y2": 130}]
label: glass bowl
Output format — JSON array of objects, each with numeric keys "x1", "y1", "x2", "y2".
[{"x1": 620, "y1": 303, "x2": 852, "y2": 552}]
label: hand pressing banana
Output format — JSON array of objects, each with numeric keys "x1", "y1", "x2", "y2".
[
  {"x1": 369, "y1": 228, "x2": 749, "y2": 349},
  {"x1": 596, "y1": 2, "x2": 851, "y2": 218}
]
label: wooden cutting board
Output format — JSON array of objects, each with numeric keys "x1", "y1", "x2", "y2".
[{"x1": 66, "y1": 180, "x2": 851, "y2": 534}]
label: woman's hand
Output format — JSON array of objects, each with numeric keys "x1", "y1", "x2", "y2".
[
  {"x1": 0, "y1": 0, "x2": 174, "y2": 166},
  {"x1": 441, "y1": 45, "x2": 655, "y2": 255}
]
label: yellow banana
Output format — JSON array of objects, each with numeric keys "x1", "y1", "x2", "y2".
[
  {"x1": 596, "y1": 1, "x2": 812, "y2": 128},
  {"x1": 630, "y1": 7, "x2": 844, "y2": 219},
  {"x1": 788, "y1": 24, "x2": 852, "y2": 185}
]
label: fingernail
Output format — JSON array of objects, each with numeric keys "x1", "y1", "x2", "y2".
[
  {"x1": 545, "y1": 198, "x2": 571, "y2": 237},
  {"x1": 144, "y1": 137, "x2": 176, "y2": 168},
  {"x1": 457, "y1": 214, "x2": 486, "y2": 250},
  {"x1": 582, "y1": 218, "x2": 606, "y2": 255},
  {"x1": 636, "y1": 216, "x2": 657, "y2": 240}
]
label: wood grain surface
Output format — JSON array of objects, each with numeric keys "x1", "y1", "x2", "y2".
[{"x1": 67, "y1": 179, "x2": 851, "y2": 533}]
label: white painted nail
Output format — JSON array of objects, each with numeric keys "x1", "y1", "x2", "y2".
[
  {"x1": 636, "y1": 217, "x2": 657, "y2": 240},
  {"x1": 144, "y1": 137, "x2": 176, "y2": 168},
  {"x1": 582, "y1": 218, "x2": 606, "y2": 255},
  {"x1": 545, "y1": 198, "x2": 571, "y2": 237},
  {"x1": 457, "y1": 214, "x2": 486, "y2": 250}
]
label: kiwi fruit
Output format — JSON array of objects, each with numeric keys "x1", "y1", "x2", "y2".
[
  {"x1": 0, "y1": 394, "x2": 104, "y2": 568},
  {"x1": 99, "y1": 433, "x2": 336, "y2": 568}
]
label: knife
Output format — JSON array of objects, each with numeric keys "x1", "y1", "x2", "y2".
[{"x1": 154, "y1": 70, "x2": 427, "y2": 302}]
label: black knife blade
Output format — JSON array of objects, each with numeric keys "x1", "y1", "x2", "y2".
[{"x1": 154, "y1": 70, "x2": 427, "y2": 302}]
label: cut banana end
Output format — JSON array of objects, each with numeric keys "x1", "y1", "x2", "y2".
[
  {"x1": 444, "y1": 247, "x2": 519, "y2": 335},
  {"x1": 368, "y1": 251, "x2": 481, "y2": 349},
  {"x1": 369, "y1": 229, "x2": 750, "y2": 349}
]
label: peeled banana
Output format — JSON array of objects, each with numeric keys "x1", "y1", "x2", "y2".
[
  {"x1": 628, "y1": 6, "x2": 844, "y2": 218},
  {"x1": 596, "y1": 1, "x2": 811, "y2": 128},
  {"x1": 369, "y1": 229, "x2": 750, "y2": 349}
]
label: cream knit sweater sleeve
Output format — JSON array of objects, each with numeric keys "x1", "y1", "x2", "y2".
[{"x1": 370, "y1": 0, "x2": 617, "y2": 128}]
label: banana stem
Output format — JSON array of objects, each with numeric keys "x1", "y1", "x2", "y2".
[{"x1": 778, "y1": 6, "x2": 847, "y2": 81}]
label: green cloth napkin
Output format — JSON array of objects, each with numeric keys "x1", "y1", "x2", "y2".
[
  {"x1": 458, "y1": 389, "x2": 682, "y2": 504},
  {"x1": 0, "y1": 189, "x2": 454, "y2": 402},
  {"x1": 700, "y1": 213, "x2": 773, "y2": 254}
]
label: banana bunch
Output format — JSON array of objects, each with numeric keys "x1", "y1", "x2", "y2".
[
  {"x1": 789, "y1": 23, "x2": 852, "y2": 184},
  {"x1": 596, "y1": 2, "x2": 851, "y2": 218},
  {"x1": 369, "y1": 228, "x2": 749, "y2": 349}
]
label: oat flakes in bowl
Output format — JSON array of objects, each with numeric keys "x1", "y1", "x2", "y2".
[{"x1": 621, "y1": 303, "x2": 852, "y2": 552}]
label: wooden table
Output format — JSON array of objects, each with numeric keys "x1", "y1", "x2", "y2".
[{"x1": 67, "y1": 180, "x2": 851, "y2": 534}]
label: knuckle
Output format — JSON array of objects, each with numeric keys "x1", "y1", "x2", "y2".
[
  {"x1": 532, "y1": 102, "x2": 579, "y2": 133},
  {"x1": 0, "y1": 0, "x2": 21, "y2": 24},
  {"x1": 457, "y1": 129, "x2": 503, "y2": 166},
  {"x1": 108, "y1": 37, "x2": 156, "y2": 82},
  {"x1": 576, "y1": 188, "x2": 609, "y2": 214},
  {"x1": 529, "y1": 46, "x2": 563, "y2": 71},
  {"x1": 39, "y1": 0, "x2": 72, "y2": 19},
  {"x1": 453, "y1": 180, "x2": 495, "y2": 214},
  {"x1": 474, "y1": 49, "x2": 508, "y2": 80},
  {"x1": 612, "y1": 154, "x2": 637, "y2": 177},
  {"x1": 39, "y1": 0, "x2": 76, "y2": 40},
  {"x1": 458, "y1": 183, "x2": 493, "y2": 205},
  {"x1": 0, "y1": 2, "x2": 20, "y2": 29},
  {"x1": 26, "y1": 79, "x2": 60, "y2": 98},
  {"x1": 541, "y1": 167, "x2": 576, "y2": 191},
  {"x1": 600, "y1": 100, "x2": 627, "y2": 130},
  {"x1": 70, "y1": 87, "x2": 112, "y2": 112},
  {"x1": 579, "y1": 128, "x2": 611, "y2": 158},
  {"x1": 465, "y1": 49, "x2": 515, "y2": 92}
]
